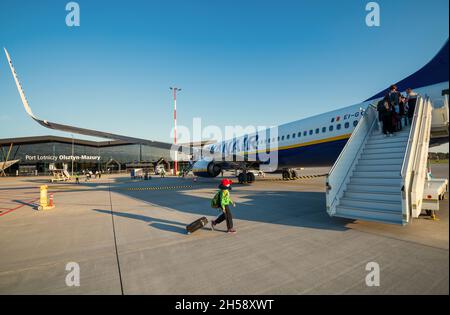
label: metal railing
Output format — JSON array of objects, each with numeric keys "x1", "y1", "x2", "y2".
[
  {"x1": 400, "y1": 96, "x2": 433, "y2": 222},
  {"x1": 411, "y1": 97, "x2": 433, "y2": 217},
  {"x1": 326, "y1": 101, "x2": 377, "y2": 216},
  {"x1": 400, "y1": 97, "x2": 423, "y2": 223}
]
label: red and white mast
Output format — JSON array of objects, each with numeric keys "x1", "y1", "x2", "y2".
[{"x1": 170, "y1": 87, "x2": 181, "y2": 175}]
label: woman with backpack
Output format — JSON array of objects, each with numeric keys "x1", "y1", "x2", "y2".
[{"x1": 211, "y1": 178, "x2": 237, "y2": 234}]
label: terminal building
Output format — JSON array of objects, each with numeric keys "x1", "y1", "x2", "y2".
[{"x1": 0, "y1": 135, "x2": 194, "y2": 176}]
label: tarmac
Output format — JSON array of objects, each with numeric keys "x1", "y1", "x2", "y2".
[{"x1": 0, "y1": 165, "x2": 448, "y2": 295}]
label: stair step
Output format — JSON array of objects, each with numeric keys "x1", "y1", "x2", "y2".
[
  {"x1": 363, "y1": 147, "x2": 406, "y2": 155},
  {"x1": 352, "y1": 171, "x2": 401, "y2": 178},
  {"x1": 340, "y1": 197, "x2": 401, "y2": 212},
  {"x1": 347, "y1": 183, "x2": 400, "y2": 193},
  {"x1": 370, "y1": 128, "x2": 410, "y2": 139},
  {"x1": 349, "y1": 177, "x2": 400, "y2": 185},
  {"x1": 360, "y1": 152, "x2": 404, "y2": 159},
  {"x1": 344, "y1": 191, "x2": 400, "y2": 202},
  {"x1": 365, "y1": 141, "x2": 407, "y2": 150},
  {"x1": 370, "y1": 131, "x2": 409, "y2": 138},
  {"x1": 368, "y1": 135, "x2": 409, "y2": 145},
  {"x1": 355, "y1": 164, "x2": 401, "y2": 172},
  {"x1": 335, "y1": 206, "x2": 403, "y2": 225},
  {"x1": 358, "y1": 158, "x2": 403, "y2": 166}
]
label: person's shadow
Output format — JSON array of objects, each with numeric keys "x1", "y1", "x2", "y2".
[{"x1": 93, "y1": 209, "x2": 192, "y2": 235}]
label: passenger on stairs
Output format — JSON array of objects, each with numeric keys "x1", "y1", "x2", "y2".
[
  {"x1": 406, "y1": 88, "x2": 418, "y2": 125},
  {"x1": 381, "y1": 96, "x2": 395, "y2": 137},
  {"x1": 388, "y1": 85, "x2": 401, "y2": 108},
  {"x1": 397, "y1": 95, "x2": 407, "y2": 130},
  {"x1": 388, "y1": 85, "x2": 402, "y2": 132},
  {"x1": 376, "y1": 98, "x2": 386, "y2": 133}
]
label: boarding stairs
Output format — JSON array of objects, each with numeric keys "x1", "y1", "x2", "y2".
[{"x1": 326, "y1": 95, "x2": 441, "y2": 225}]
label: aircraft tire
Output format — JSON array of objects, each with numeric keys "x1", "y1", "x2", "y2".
[{"x1": 238, "y1": 173, "x2": 247, "y2": 184}]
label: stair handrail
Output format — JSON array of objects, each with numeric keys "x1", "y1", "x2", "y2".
[
  {"x1": 400, "y1": 96, "x2": 433, "y2": 223},
  {"x1": 326, "y1": 101, "x2": 378, "y2": 215},
  {"x1": 410, "y1": 97, "x2": 433, "y2": 217},
  {"x1": 401, "y1": 96, "x2": 424, "y2": 177},
  {"x1": 400, "y1": 96, "x2": 423, "y2": 223}
]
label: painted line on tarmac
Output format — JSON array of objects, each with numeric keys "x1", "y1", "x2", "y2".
[
  {"x1": 115, "y1": 175, "x2": 327, "y2": 190},
  {"x1": 0, "y1": 198, "x2": 39, "y2": 217},
  {"x1": 245, "y1": 174, "x2": 328, "y2": 183},
  {"x1": 117, "y1": 185, "x2": 194, "y2": 191}
]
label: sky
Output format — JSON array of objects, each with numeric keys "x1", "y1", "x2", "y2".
[{"x1": 0, "y1": 0, "x2": 448, "y2": 151}]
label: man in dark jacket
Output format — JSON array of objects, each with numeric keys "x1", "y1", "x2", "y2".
[
  {"x1": 376, "y1": 97, "x2": 386, "y2": 133},
  {"x1": 406, "y1": 88, "x2": 418, "y2": 124},
  {"x1": 380, "y1": 97, "x2": 394, "y2": 136}
]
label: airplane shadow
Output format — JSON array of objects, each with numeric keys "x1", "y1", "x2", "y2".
[
  {"x1": 91, "y1": 177, "x2": 354, "y2": 233},
  {"x1": 93, "y1": 209, "x2": 188, "y2": 235},
  {"x1": 20, "y1": 176, "x2": 354, "y2": 232}
]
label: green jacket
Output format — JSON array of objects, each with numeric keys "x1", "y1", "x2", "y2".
[{"x1": 219, "y1": 189, "x2": 233, "y2": 208}]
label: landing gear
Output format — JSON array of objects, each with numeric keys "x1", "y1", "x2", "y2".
[
  {"x1": 282, "y1": 169, "x2": 299, "y2": 180},
  {"x1": 290, "y1": 169, "x2": 298, "y2": 179},
  {"x1": 238, "y1": 172, "x2": 247, "y2": 184},
  {"x1": 237, "y1": 171, "x2": 256, "y2": 184},
  {"x1": 247, "y1": 172, "x2": 255, "y2": 183}
]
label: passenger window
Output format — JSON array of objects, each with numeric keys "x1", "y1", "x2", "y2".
[
  {"x1": 345, "y1": 122, "x2": 350, "y2": 128},
  {"x1": 322, "y1": 127, "x2": 326, "y2": 133},
  {"x1": 292, "y1": 133, "x2": 295, "y2": 139},
  {"x1": 303, "y1": 131, "x2": 307, "y2": 136},
  {"x1": 286, "y1": 134, "x2": 290, "y2": 140},
  {"x1": 329, "y1": 126, "x2": 334, "y2": 131},
  {"x1": 298, "y1": 132, "x2": 301, "y2": 137},
  {"x1": 309, "y1": 130, "x2": 313, "y2": 135},
  {"x1": 278, "y1": 136, "x2": 280, "y2": 141},
  {"x1": 337, "y1": 124, "x2": 341, "y2": 130},
  {"x1": 353, "y1": 120, "x2": 358, "y2": 127},
  {"x1": 281, "y1": 136, "x2": 285, "y2": 141},
  {"x1": 315, "y1": 128, "x2": 319, "y2": 134}
]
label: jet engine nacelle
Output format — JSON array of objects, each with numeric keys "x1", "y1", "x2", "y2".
[{"x1": 192, "y1": 159, "x2": 222, "y2": 178}]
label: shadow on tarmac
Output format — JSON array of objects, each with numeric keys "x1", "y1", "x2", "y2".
[
  {"x1": 19, "y1": 175, "x2": 354, "y2": 233},
  {"x1": 90, "y1": 180, "x2": 354, "y2": 234},
  {"x1": 94, "y1": 209, "x2": 188, "y2": 234}
]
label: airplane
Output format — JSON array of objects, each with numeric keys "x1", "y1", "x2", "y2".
[{"x1": 3, "y1": 40, "x2": 449, "y2": 184}]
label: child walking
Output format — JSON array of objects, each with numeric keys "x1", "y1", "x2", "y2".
[{"x1": 211, "y1": 179, "x2": 237, "y2": 234}]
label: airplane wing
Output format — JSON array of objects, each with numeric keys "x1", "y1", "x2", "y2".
[{"x1": 4, "y1": 48, "x2": 187, "y2": 151}]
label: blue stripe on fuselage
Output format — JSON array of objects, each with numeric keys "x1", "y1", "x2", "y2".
[{"x1": 248, "y1": 137, "x2": 349, "y2": 169}]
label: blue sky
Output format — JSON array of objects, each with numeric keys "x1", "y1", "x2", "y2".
[{"x1": 0, "y1": 0, "x2": 448, "y2": 150}]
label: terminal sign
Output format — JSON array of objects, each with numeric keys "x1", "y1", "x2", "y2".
[{"x1": 25, "y1": 155, "x2": 101, "y2": 161}]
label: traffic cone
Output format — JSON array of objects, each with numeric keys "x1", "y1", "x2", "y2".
[{"x1": 48, "y1": 193, "x2": 54, "y2": 207}]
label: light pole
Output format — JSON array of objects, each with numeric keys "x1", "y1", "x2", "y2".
[
  {"x1": 170, "y1": 87, "x2": 181, "y2": 176},
  {"x1": 71, "y1": 134, "x2": 74, "y2": 177}
]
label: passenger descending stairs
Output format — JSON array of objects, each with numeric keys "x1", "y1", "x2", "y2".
[
  {"x1": 336, "y1": 127, "x2": 410, "y2": 224},
  {"x1": 327, "y1": 96, "x2": 435, "y2": 225}
]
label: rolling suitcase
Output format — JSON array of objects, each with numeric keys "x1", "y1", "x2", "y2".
[{"x1": 186, "y1": 216, "x2": 208, "y2": 234}]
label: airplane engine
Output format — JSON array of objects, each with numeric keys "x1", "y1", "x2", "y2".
[{"x1": 192, "y1": 160, "x2": 222, "y2": 178}]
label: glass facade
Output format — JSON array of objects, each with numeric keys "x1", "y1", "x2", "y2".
[{"x1": 1, "y1": 140, "x2": 176, "y2": 175}]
